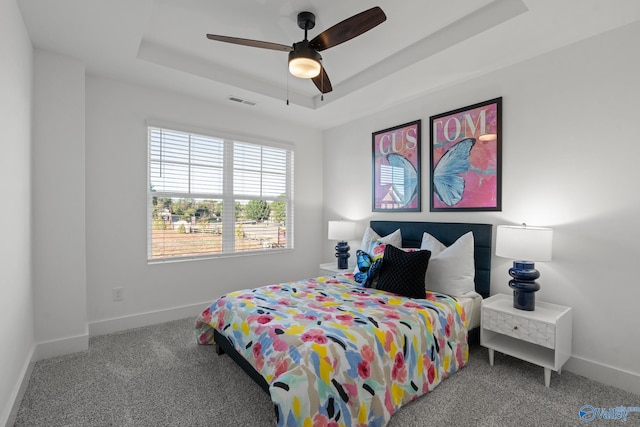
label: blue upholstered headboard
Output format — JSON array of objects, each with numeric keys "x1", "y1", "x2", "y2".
[{"x1": 370, "y1": 221, "x2": 493, "y2": 299}]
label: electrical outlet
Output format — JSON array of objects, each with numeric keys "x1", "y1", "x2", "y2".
[{"x1": 112, "y1": 287, "x2": 124, "y2": 301}]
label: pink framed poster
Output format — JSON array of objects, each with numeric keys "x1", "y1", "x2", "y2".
[
  {"x1": 372, "y1": 120, "x2": 421, "y2": 212},
  {"x1": 429, "y1": 98, "x2": 502, "y2": 212}
]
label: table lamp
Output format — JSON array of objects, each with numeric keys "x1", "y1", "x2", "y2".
[
  {"x1": 495, "y1": 224, "x2": 553, "y2": 311},
  {"x1": 328, "y1": 220, "x2": 357, "y2": 269}
]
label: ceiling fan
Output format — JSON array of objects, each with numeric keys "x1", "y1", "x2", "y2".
[{"x1": 206, "y1": 7, "x2": 387, "y2": 95}]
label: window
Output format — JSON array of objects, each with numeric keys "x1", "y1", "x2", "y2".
[{"x1": 148, "y1": 126, "x2": 294, "y2": 261}]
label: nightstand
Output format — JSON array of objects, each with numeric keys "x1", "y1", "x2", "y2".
[
  {"x1": 319, "y1": 262, "x2": 351, "y2": 276},
  {"x1": 481, "y1": 293, "x2": 572, "y2": 387}
]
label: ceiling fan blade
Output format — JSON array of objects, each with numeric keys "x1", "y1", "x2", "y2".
[
  {"x1": 206, "y1": 34, "x2": 292, "y2": 52},
  {"x1": 312, "y1": 66, "x2": 333, "y2": 94},
  {"x1": 309, "y1": 7, "x2": 386, "y2": 52}
]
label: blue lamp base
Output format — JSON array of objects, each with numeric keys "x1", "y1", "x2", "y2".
[
  {"x1": 335, "y1": 241, "x2": 350, "y2": 270},
  {"x1": 508, "y1": 261, "x2": 541, "y2": 311}
]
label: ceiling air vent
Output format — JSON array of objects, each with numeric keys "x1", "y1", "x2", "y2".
[{"x1": 227, "y1": 96, "x2": 256, "y2": 106}]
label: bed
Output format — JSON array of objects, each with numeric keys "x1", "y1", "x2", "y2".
[{"x1": 195, "y1": 221, "x2": 492, "y2": 426}]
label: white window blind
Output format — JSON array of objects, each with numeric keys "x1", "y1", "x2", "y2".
[{"x1": 148, "y1": 126, "x2": 293, "y2": 261}]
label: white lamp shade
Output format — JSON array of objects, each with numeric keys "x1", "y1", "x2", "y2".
[
  {"x1": 496, "y1": 225, "x2": 553, "y2": 262},
  {"x1": 328, "y1": 221, "x2": 356, "y2": 241}
]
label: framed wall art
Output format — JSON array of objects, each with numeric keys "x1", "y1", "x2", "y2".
[
  {"x1": 429, "y1": 97, "x2": 502, "y2": 212},
  {"x1": 372, "y1": 120, "x2": 421, "y2": 212}
]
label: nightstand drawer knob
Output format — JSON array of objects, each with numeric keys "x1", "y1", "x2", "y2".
[{"x1": 513, "y1": 326, "x2": 518, "y2": 330}]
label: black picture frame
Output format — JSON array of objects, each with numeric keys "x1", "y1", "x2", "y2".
[
  {"x1": 429, "y1": 98, "x2": 502, "y2": 212},
  {"x1": 372, "y1": 120, "x2": 421, "y2": 212}
]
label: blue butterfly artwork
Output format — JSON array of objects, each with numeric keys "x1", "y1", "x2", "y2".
[
  {"x1": 386, "y1": 153, "x2": 418, "y2": 207},
  {"x1": 433, "y1": 138, "x2": 475, "y2": 206}
]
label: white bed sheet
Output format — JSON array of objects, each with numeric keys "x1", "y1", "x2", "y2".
[{"x1": 457, "y1": 291, "x2": 482, "y2": 329}]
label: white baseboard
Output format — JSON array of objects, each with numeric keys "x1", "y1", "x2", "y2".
[
  {"x1": 35, "y1": 331, "x2": 89, "y2": 361},
  {"x1": 88, "y1": 301, "x2": 209, "y2": 336},
  {"x1": 565, "y1": 355, "x2": 640, "y2": 396},
  {"x1": 2, "y1": 344, "x2": 36, "y2": 427}
]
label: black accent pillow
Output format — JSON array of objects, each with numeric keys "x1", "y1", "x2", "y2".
[{"x1": 375, "y1": 245, "x2": 431, "y2": 299}]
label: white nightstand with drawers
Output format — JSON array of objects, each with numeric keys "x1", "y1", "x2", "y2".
[{"x1": 481, "y1": 293, "x2": 572, "y2": 387}]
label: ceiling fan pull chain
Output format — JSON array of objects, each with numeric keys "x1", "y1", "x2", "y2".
[{"x1": 286, "y1": 63, "x2": 290, "y2": 105}]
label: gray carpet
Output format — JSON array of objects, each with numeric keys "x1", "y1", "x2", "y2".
[{"x1": 14, "y1": 318, "x2": 639, "y2": 427}]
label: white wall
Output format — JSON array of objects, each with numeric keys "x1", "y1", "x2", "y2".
[
  {"x1": 32, "y1": 50, "x2": 88, "y2": 358},
  {"x1": 84, "y1": 76, "x2": 323, "y2": 331},
  {"x1": 0, "y1": 1, "x2": 34, "y2": 425},
  {"x1": 323, "y1": 21, "x2": 640, "y2": 394}
]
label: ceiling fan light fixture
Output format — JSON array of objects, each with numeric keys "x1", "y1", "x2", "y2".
[
  {"x1": 288, "y1": 41, "x2": 321, "y2": 78},
  {"x1": 289, "y1": 57, "x2": 321, "y2": 78}
]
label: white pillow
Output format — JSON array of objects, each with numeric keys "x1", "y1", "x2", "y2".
[
  {"x1": 353, "y1": 227, "x2": 402, "y2": 273},
  {"x1": 359, "y1": 227, "x2": 402, "y2": 251},
  {"x1": 420, "y1": 231, "x2": 475, "y2": 297}
]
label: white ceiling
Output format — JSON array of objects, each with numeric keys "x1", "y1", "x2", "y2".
[{"x1": 17, "y1": 0, "x2": 640, "y2": 130}]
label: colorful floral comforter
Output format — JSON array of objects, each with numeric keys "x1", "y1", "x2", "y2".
[{"x1": 195, "y1": 274, "x2": 468, "y2": 427}]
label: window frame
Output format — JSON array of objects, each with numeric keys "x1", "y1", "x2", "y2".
[{"x1": 147, "y1": 121, "x2": 294, "y2": 263}]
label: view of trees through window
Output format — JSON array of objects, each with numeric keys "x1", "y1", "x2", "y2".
[{"x1": 150, "y1": 197, "x2": 288, "y2": 258}]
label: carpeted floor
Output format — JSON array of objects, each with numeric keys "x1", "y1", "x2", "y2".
[{"x1": 14, "y1": 318, "x2": 639, "y2": 426}]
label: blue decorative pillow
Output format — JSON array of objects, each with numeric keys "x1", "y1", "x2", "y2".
[
  {"x1": 354, "y1": 250, "x2": 372, "y2": 283},
  {"x1": 363, "y1": 258, "x2": 384, "y2": 288}
]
